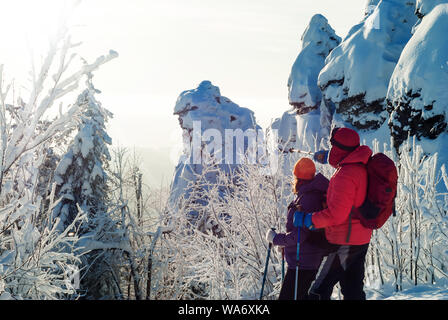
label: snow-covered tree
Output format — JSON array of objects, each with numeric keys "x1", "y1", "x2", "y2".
[
  {"x1": 155, "y1": 160, "x2": 293, "y2": 299},
  {"x1": 53, "y1": 77, "x2": 113, "y2": 232},
  {"x1": 52, "y1": 76, "x2": 123, "y2": 299},
  {"x1": 366, "y1": 137, "x2": 448, "y2": 293},
  {"x1": 107, "y1": 146, "x2": 167, "y2": 300},
  {"x1": 0, "y1": 14, "x2": 118, "y2": 299}
]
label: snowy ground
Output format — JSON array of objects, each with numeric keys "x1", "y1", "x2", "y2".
[{"x1": 365, "y1": 282, "x2": 448, "y2": 300}]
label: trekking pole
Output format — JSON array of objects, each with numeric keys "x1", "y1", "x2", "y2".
[
  {"x1": 281, "y1": 247, "x2": 285, "y2": 282},
  {"x1": 289, "y1": 148, "x2": 314, "y2": 156},
  {"x1": 294, "y1": 227, "x2": 301, "y2": 300},
  {"x1": 260, "y1": 228, "x2": 275, "y2": 300}
]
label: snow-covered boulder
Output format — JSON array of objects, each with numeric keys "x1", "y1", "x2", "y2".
[
  {"x1": 387, "y1": 4, "x2": 448, "y2": 165},
  {"x1": 169, "y1": 81, "x2": 261, "y2": 210},
  {"x1": 413, "y1": 0, "x2": 448, "y2": 32},
  {"x1": 318, "y1": 0, "x2": 417, "y2": 141},
  {"x1": 287, "y1": 14, "x2": 341, "y2": 114},
  {"x1": 415, "y1": 0, "x2": 448, "y2": 18}
]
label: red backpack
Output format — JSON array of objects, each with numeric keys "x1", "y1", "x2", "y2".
[{"x1": 347, "y1": 153, "x2": 398, "y2": 242}]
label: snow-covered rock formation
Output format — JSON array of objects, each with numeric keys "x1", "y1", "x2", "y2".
[
  {"x1": 269, "y1": 14, "x2": 340, "y2": 175},
  {"x1": 387, "y1": 3, "x2": 448, "y2": 166},
  {"x1": 318, "y1": 0, "x2": 417, "y2": 143},
  {"x1": 413, "y1": 0, "x2": 448, "y2": 32},
  {"x1": 169, "y1": 81, "x2": 261, "y2": 211},
  {"x1": 269, "y1": 110, "x2": 298, "y2": 154},
  {"x1": 287, "y1": 14, "x2": 341, "y2": 114},
  {"x1": 415, "y1": 0, "x2": 448, "y2": 18}
]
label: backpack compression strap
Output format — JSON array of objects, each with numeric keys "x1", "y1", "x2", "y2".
[{"x1": 343, "y1": 162, "x2": 368, "y2": 243}]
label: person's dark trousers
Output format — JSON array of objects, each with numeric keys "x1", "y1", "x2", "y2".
[
  {"x1": 308, "y1": 243, "x2": 369, "y2": 300},
  {"x1": 278, "y1": 268, "x2": 318, "y2": 300}
]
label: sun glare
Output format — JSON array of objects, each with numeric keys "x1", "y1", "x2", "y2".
[{"x1": 0, "y1": 0, "x2": 75, "y2": 81}]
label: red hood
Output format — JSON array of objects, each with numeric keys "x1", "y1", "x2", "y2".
[
  {"x1": 339, "y1": 145, "x2": 372, "y2": 166},
  {"x1": 312, "y1": 144, "x2": 374, "y2": 245}
]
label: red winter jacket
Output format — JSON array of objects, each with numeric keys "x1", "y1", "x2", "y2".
[{"x1": 312, "y1": 145, "x2": 373, "y2": 245}]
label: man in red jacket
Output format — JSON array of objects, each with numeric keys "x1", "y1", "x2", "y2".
[{"x1": 294, "y1": 127, "x2": 373, "y2": 300}]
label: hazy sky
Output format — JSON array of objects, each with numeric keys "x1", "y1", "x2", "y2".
[{"x1": 0, "y1": 0, "x2": 367, "y2": 185}]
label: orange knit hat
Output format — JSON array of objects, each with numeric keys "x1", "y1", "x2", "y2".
[{"x1": 293, "y1": 157, "x2": 316, "y2": 180}]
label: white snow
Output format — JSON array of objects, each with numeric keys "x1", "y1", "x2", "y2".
[
  {"x1": 55, "y1": 150, "x2": 73, "y2": 176},
  {"x1": 271, "y1": 13, "x2": 339, "y2": 177},
  {"x1": 387, "y1": 4, "x2": 448, "y2": 176},
  {"x1": 387, "y1": 4, "x2": 448, "y2": 114},
  {"x1": 269, "y1": 109, "x2": 298, "y2": 153},
  {"x1": 318, "y1": 0, "x2": 417, "y2": 142},
  {"x1": 287, "y1": 14, "x2": 340, "y2": 110},
  {"x1": 79, "y1": 125, "x2": 95, "y2": 158},
  {"x1": 366, "y1": 280, "x2": 448, "y2": 300},
  {"x1": 416, "y1": 0, "x2": 448, "y2": 17},
  {"x1": 319, "y1": 0, "x2": 416, "y2": 100}
]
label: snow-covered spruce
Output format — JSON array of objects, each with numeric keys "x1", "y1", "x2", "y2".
[
  {"x1": 52, "y1": 77, "x2": 122, "y2": 299},
  {"x1": 169, "y1": 80, "x2": 261, "y2": 228},
  {"x1": 53, "y1": 77, "x2": 113, "y2": 232},
  {"x1": 318, "y1": 0, "x2": 417, "y2": 139},
  {"x1": 387, "y1": 3, "x2": 448, "y2": 167}
]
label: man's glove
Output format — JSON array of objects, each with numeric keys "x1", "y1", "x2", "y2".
[
  {"x1": 293, "y1": 211, "x2": 315, "y2": 230},
  {"x1": 314, "y1": 150, "x2": 329, "y2": 164},
  {"x1": 265, "y1": 228, "x2": 277, "y2": 243}
]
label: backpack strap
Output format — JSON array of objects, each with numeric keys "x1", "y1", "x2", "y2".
[
  {"x1": 341, "y1": 162, "x2": 369, "y2": 243},
  {"x1": 393, "y1": 193, "x2": 397, "y2": 217},
  {"x1": 295, "y1": 194, "x2": 304, "y2": 211},
  {"x1": 346, "y1": 209, "x2": 354, "y2": 243},
  {"x1": 288, "y1": 194, "x2": 302, "y2": 210}
]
